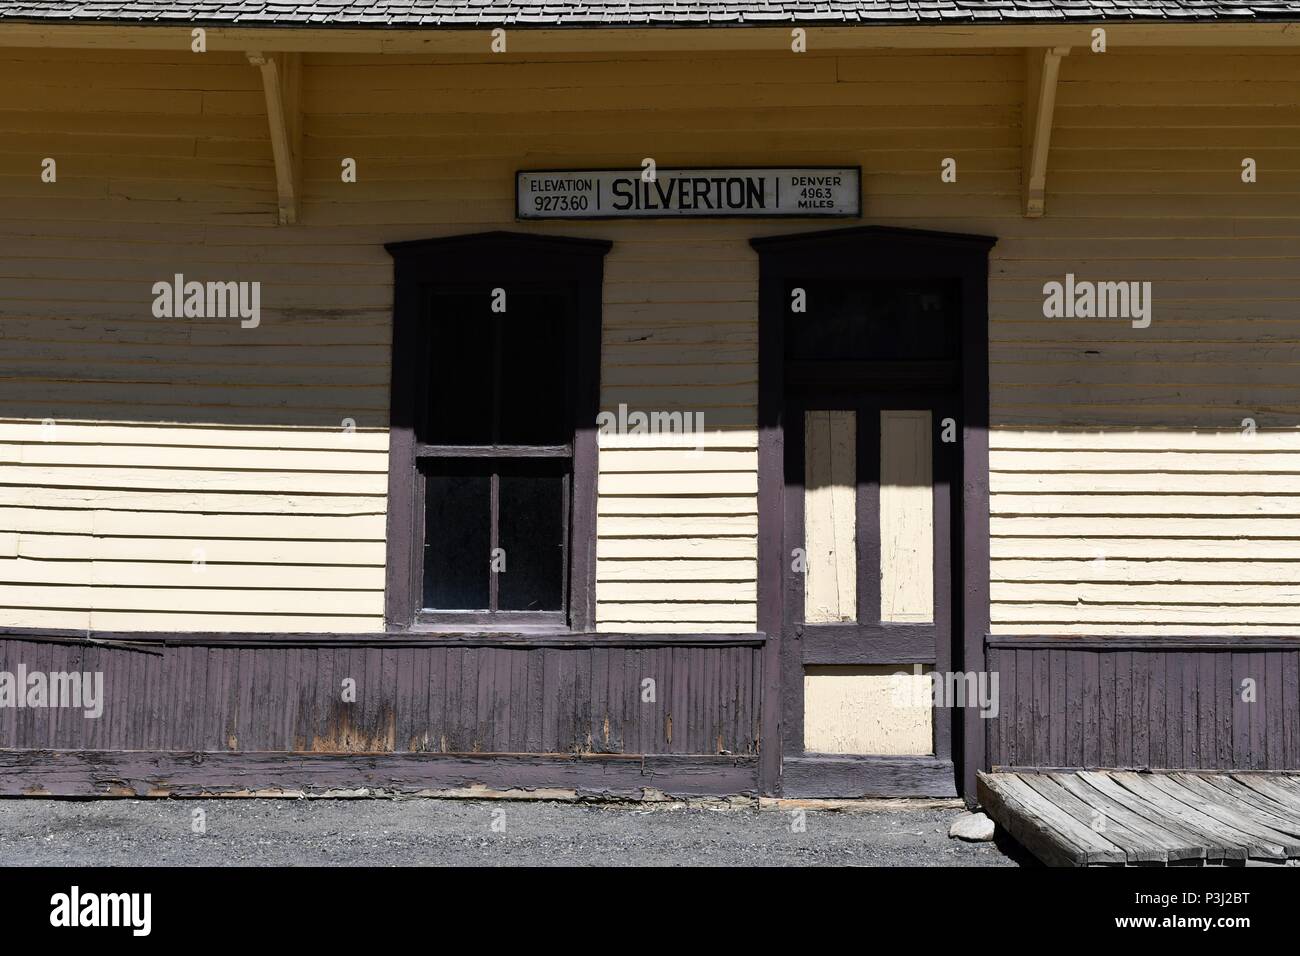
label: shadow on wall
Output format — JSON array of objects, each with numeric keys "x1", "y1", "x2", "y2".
[{"x1": 4, "y1": 277, "x2": 393, "y2": 429}]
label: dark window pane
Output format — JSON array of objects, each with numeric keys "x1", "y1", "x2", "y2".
[
  {"x1": 499, "y1": 293, "x2": 567, "y2": 444},
  {"x1": 498, "y1": 472, "x2": 566, "y2": 611},
  {"x1": 785, "y1": 279, "x2": 959, "y2": 362},
  {"x1": 422, "y1": 472, "x2": 490, "y2": 610},
  {"x1": 425, "y1": 293, "x2": 493, "y2": 444}
]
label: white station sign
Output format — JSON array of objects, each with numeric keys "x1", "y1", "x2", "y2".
[{"x1": 517, "y1": 167, "x2": 860, "y2": 220}]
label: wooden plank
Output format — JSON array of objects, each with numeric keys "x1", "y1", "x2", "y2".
[
  {"x1": 1130, "y1": 651, "x2": 1147, "y2": 768},
  {"x1": 784, "y1": 755, "x2": 956, "y2": 799},
  {"x1": 1015, "y1": 649, "x2": 1031, "y2": 768},
  {"x1": 1020, "y1": 772, "x2": 1168, "y2": 864},
  {"x1": 1172, "y1": 773, "x2": 1300, "y2": 842},
  {"x1": 0, "y1": 749, "x2": 758, "y2": 798},
  {"x1": 1050, "y1": 771, "x2": 1203, "y2": 863},
  {"x1": 1076, "y1": 770, "x2": 1244, "y2": 863},
  {"x1": 1082, "y1": 651, "x2": 1100, "y2": 768},
  {"x1": 1233, "y1": 772, "x2": 1300, "y2": 805},
  {"x1": 990, "y1": 647, "x2": 1008, "y2": 767},
  {"x1": 1109, "y1": 771, "x2": 1287, "y2": 862},
  {"x1": 1263, "y1": 651, "x2": 1281, "y2": 769},
  {"x1": 1064, "y1": 645, "x2": 1082, "y2": 767},
  {"x1": 1099, "y1": 651, "x2": 1116, "y2": 768},
  {"x1": 1200, "y1": 654, "x2": 1217, "y2": 770},
  {"x1": 1163, "y1": 650, "x2": 1181, "y2": 769},
  {"x1": 977, "y1": 772, "x2": 1124, "y2": 867},
  {"x1": 1286, "y1": 653, "x2": 1300, "y2": 768},
  {"x1": 1047, "y1": 649, "x2": 1066, "y2": 765},
  {"x1": 1150, "y1": 773, "x2": 1300, "y2": 857},
  {"x1": 1004, "y1": 773, "x2": 1134, "y2": 864}
]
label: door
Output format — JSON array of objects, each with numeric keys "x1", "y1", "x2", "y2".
[
  {"x1": 776, "y1": 274, "x2": 962, "y2": 796},
  {"x1": 752, "y1": 224, "x2": 995, "y2": 801}
]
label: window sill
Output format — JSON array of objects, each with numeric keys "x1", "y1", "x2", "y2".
[
  {"x1": 395, "y1": 622, "x2": 578, "y2": 637},
  {"x1": 381, "y1": 627, "x2": 766, "y2": 648}
]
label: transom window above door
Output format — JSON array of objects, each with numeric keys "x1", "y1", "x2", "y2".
[
  {"x1": 383, "y1": 233, "x2": 611, "y2": 633},
  {"x1": 784, "y1": 278, "x2": 961, "y2": 363}
]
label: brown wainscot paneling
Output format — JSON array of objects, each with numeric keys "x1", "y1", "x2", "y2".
[
  {"x1": 0, "y1": 634, "x2": 762, "y2": 796},
  {"x1": 986, "y1": 635, "x2": 1300, "y2": 771}
]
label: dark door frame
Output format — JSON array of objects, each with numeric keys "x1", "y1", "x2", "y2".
[{"x1": 751, "y1": 225, "x2": 996, "y2": 804}]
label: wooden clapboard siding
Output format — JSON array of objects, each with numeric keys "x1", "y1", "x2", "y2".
[
  {"x1": 984, "y1": 46, "x2": 1300, "y2": 637},
  {"x1": 597, "y1": 224, "x2": 759, "y2": 631},
  {"x1": 0, "y1": 638, "x2": 761, "y2": 758},
  {"x1": 0, "y1": 420, "x2": 388, "y2": 632},
  {"x1": 990, "y1": 429, "x2": 1300, "y2": 634},
  {"x1": 0, "y1": 44, "x2": 1298, "y2": 640}
]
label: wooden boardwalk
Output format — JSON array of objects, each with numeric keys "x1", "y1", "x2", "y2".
[{"x1": 978, "y1": 770, "x2": 1300, "y2": 866}]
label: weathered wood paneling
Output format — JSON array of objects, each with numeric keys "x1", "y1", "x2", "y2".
[
  {"x1": 0, "y1": 750, "x2": 760, "y2": 798},
  {"x1": 0, "y1": 637, "x2": 761, "y2": 756},
  {"x1": 987, "y1": 643, "x2": 1300, "y2": 770}
]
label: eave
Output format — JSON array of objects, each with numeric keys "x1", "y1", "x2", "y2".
[{"x1": 1, "y1": 22, "x2": 1299, "y2": 53}]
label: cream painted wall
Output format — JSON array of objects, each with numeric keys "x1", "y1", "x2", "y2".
[{"x1": 0, "y1": 45, "x2": 1297, "y2": 633}]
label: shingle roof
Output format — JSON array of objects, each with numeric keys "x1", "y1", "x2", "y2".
[{"x1": 3, "y1": 2, "x2": 1300, "y2": 28}]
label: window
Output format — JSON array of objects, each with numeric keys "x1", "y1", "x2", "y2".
[
  {"x1": 784, "y1": 278, "x2": 960, "y2": 363},
  {"x1": 384, "y1": 233, "x2": 611, "y2": 631}
]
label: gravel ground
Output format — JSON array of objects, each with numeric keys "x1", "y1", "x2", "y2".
[{"x1": 0, "y1": 798, "x2": 1025, "y2": 866}]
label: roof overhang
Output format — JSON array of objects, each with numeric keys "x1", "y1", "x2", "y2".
[{"x1": 2, "y1": 22, "x2": 1299, "y2": 52}]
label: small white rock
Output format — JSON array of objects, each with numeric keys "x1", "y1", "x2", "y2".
[{"x1": 948, "y1": 811, "x2": 996, "y2": 842}]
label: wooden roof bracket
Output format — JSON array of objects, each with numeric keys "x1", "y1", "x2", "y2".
[
  {"x1": 246, "y1": 51, "x2": 303, "y2": 225},
  {"x1": 1022, "y1": 45, "x2": 1070, "y2": 218}
]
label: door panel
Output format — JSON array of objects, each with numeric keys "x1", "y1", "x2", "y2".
[
  {"x1": 879, "y1": 409, "x2": 934, "y2": 624},
  {"x1": 804, "y1": 665, "x2": 934, "y2": 756},
  {"x1": 803, "y1": 409, "x2": 857, "y2": 624}
]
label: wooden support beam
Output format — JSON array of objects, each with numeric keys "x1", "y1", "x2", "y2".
[
  {"x1": 1022, "y1": 46, "x2": 1070, "y2": 218},
  {"x1": 246, "y1": 51, "x2": 302, "y2": 226}
]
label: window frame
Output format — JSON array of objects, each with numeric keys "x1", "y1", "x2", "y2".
[{"x1": 383, "y1": 232, "x2": 611, "y2": 634}]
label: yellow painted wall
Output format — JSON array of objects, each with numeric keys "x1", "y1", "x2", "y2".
[{"x1": 0, "y1": 45, "x2": 1297, "y2": 633}]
